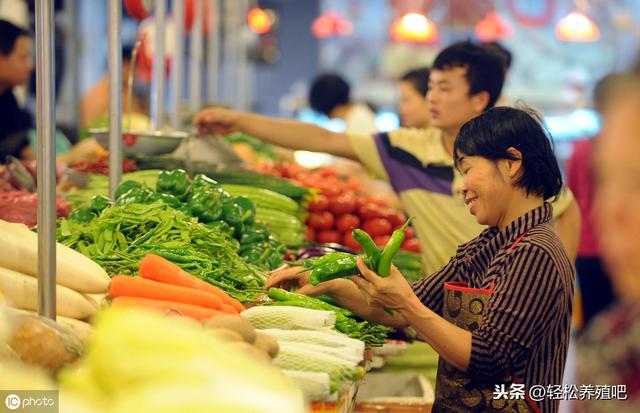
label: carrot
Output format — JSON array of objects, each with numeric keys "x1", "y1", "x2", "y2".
[
  {"x1": 139, "y1": 254, "x2": 244, "y2": 312},
  {"x1": 109, "y1": 276, "x2": 223, "y2": 310},
  {"x1": 111, "y1": 296, "x2": 224, "y2": 320},
  {"x1": 220, "y1": 303, "x2": 239, "y2": 315}
]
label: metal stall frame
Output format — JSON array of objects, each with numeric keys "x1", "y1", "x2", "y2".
[{"x1": 35, "y1": 0, "x2": 56, "y2": 319}]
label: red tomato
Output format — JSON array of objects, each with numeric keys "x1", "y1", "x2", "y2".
[
  {"x1": 362, "y1": 218, "x2": 393, "y2": 236},
  {"x1": 342, "y1": 231, "x2": 362, "y2": 251},
  {"x1": 305, "y1": 226, "x2": 316, "y2": 242},
  {"x1": 358, "y1": 204, "x2": 384, "y2": 220},
  {"x1": 386, "y1": 211, "x2": 407, "y2": 228},
  {"x1": 335, "y1": 214, "x2": 360, "y2": 232},
  {"x1": 368, "y1": 197, "x2": 388, "y2": 207},
  {"x1": 401, "y1": 237, "x2": 421, "y2": 253},
  {"x1": 329, "y1": 194, "x2": 357, "y2": 216},
  {"x1": 320, "y1": 183, "x2": 341, "y2": 197},
  {"x1": 354, "y1": 196, "x2": 367, "y2": 209},
  {"x1": 316, "y1": 230, "x2": 342, "y2": 244},
  {"x1": 373, "y1": 235, "x2": 391, "y2": 247},
  {"x1": 317, "y1": 166, "x2": 337, "y2": 177},
  {"x1": 404, "y1": 226, "x2": 416, "y2": 239},
  {"x1": 308, "y1": 194, "x2": 329, "y2": 212},
  {"x1": 306, "y1": 211, "x2": 334, "y2": 230},
  {"x1": 346, "y1": 177, "x2": 362, "y2": 191}
]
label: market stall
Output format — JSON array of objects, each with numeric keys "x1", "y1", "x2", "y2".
[{"x1": 0, "y1": 1, "x2": 431, "y2": 412}]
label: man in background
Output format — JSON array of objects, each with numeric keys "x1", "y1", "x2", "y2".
[
  {"x1": 0, "y1": 19, "x2": 34, "y2": 162},
  {"x1": 309, "y1": 73, "x2": 378, "y2": 134}
]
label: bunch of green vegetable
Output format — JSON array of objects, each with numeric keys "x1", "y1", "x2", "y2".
[
  {"x1": 68, "y1": 170, "x2": 286, "y2": 271},
  {"x1": 265, "y1": 288, "x2": 392, "y2": 347},
  {"x1": 57, "y1": 201, "x2": 266, "y2": 302}
]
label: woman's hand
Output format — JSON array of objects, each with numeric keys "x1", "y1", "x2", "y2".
[
  {"x1": 264, "y1": 266, "x2": 347, "y2": 297},
  {"x1": 351, "y1": 256, "x2": 418, "y2": 311}
]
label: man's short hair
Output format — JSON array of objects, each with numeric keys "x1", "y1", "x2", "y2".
[
  {"x1": 0, "y1": 19, "x2": 30, "y2": 56},
  {"x1": 433, "y1": 40, "x2": 505, "y2": 110},
  {"x1": 308, "y1": 73, "x2": 350, "y2": 116},
  {"x1": 481, "y1": 41, "x2": 512, "y2": 72}
]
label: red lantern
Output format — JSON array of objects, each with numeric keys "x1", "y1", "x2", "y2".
[{"x1": 124, "y1": 0, "x2": 154, "y2": 21}]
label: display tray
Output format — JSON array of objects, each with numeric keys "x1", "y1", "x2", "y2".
[{"x1": 90, "y1": 128, "x2": 188, "y2": 156}]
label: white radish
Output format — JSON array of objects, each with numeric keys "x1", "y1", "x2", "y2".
[
  {"x1": 0, "y1": 220, "x2": 109, "y2": 293},
  {"x1": 85, "y1": 293, "x2": 106, "y2": 308},
  {"x1": 0, "y1": 267, "x2": 96, "y2": 319}
]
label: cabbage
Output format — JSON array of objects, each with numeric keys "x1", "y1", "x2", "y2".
[{"x1": 59, "y1": 308, "x2": 305, "y2": 413}]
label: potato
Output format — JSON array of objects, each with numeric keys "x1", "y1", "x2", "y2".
[
  {"x1": 228, "y1": 341, "x2": 271, "y2": 365},
  {"x1": 9, "y1": 315, "x2": 82, "y2": 374},
  {"x1": 208, "y1": 328, "x2": 244, "y2": 343},
  {"x1": 253, "y1": 331, "x2": 279, "y2": 359},
  {"x1": 202, "y1": 315, "x2": 256, "y2": 344}
]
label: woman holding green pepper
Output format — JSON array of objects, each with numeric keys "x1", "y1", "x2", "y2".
[{"x1": 267, "y1": 107, "x2": 575, "y2": 413}]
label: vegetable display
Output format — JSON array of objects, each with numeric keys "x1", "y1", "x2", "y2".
[
  {"x1": 264, "y1": 288, "x2": 392, "y2": 347},
  {"x1": 63, "y1": 170, "x2": 286, "y2": 273},
  {"x1": 57, "y1": 202, "x2": 265, "y2": 302},
  {"x1": 58, "y1": 308, "x2": 306, "y2": 413},
  {"x1": 253, "y1": 161, "x2": 421, "y2": 253}
]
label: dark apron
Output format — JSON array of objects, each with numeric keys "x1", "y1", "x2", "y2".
[{"x1": 432, "y1": 232, "x2": 541, "y2": 413}]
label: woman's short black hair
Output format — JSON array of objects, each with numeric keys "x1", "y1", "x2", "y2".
[
  {"x1": 454, "y1": 106, "x2": 562, "y2": 200},
  {"x1": 401, "y1": 67, "x2": 430, "y2": 96},
  {"x1": 308, "y1": 73, "x2": 350, "y2": 116}
]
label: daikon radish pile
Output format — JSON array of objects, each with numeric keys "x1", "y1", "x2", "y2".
[
  {"x1": 0, "y1": 219, "x2": 109, "y2": 293},
  {"x1": 0, "y1": 267, "x2": 96, "y2": 319}
]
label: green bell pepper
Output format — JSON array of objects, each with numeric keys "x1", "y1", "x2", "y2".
[
  {"x1": 156, "y1": 169, "x2": 191, "y2": 199},
  {"x1": 191, "y1": 174, "x2": 219, "y2": 191},
  {"x1": 239, "y1": 222, "x2": 270, "y2": 245},
  {"x1": 187, "y1": 190, "x2": 222, "y2": 223},
  {"x1": 233, "y1": 196, "x2": 256, "y2": 225},
  {"x1": 206, "y1": 220, "x2": 234, "y2": 237},
  {"x1": 221, "y1": 198, "x2": 244, "y2": 236},
  {"x1": 89, "y1": 195, "x2": 112, "y2": 213},
  {"x1": 68, "y1": 207, "x2": 96, "y2": 224},
  {"x1": 149, "y1": 192, "x2": 181, "y2": 208},
  {"x1": 115, "y1": 180, "x2": 142, "y2": 201},
  {"x1": 117, "y1": 186, "x2": 155, "y2": 205}
]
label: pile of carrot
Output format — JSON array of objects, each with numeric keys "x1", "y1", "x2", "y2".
[{"x1": 109, "y1": 254, "x2": 245, "y2": 320}]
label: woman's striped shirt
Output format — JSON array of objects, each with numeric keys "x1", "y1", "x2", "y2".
[{"x1": 412, "y1": 203, "x2": 575, "y2": 413}]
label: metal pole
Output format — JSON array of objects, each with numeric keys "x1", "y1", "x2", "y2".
[
  {"x1": 151, "y1": 0, "x2": 167, "y2": 130},
  {"x1": 190, "y1": 0, "x2": 204, "y2": 112},
  {"x1": 108, "y1": 0, "x2": 122, "y2": 200},
  {"x1": 222, "y1": 0, "x2": 237, "y2": 107},
  {"x1": 206, "y1": 0, "x2": 220, "y2": 104},
  {"x1": 237, "y1": 0, "x2": 250, "y2": 110},
  {"x1": 172, "y1": 0, "x2": 185, "y2": 130},
  {"x1": 35, "y1": 0, "x2": 56, "y2": 319}
]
